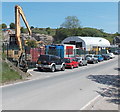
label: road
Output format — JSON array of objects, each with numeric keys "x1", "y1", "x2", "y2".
[{"x1": 2, "y1": 56, "x2": 118, "y2": 110}]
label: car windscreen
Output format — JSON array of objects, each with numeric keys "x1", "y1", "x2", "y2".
[
  {"x1": 38, "y1": 55, "x2": 49, "y2": 61},
  {"x1": 72, "y1": 58, "x2": 77, "y2": 61},
  {"x1": 63, "y1": 58, "x2": 71, "y2": 63},
  {"x1": 75, "y1": 58, "x2": 79, "y2": 62},
  {"x1": 94, "y1": 55, "x2": 98, "y2": 58},
  {"x1": 76, "y1": 57, "x2": 82, "y2": 60},
  {"x1": 86, "y1": 55, "x2": 92, "y2": 58}
]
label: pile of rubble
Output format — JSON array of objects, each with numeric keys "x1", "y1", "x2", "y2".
[
  {"x1": 32, "y1": 33, "x2": 53, "y2": 45},
  {"x1": 21, "y1": 33, "x2": 54, "y2": 45}
]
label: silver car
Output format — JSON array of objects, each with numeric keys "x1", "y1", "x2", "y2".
[
  {"x1": 75, "y1": 57, "x2": 87, "y2": 66},
  {"x1": 85, "y1": 54, "x2": 98, "y2": 64}
]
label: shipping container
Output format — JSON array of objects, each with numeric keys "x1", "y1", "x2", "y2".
[
  {"x1": 25, "y1": 47, "x2": 45, "y2": 62},
  {"x1": 45, "y1": 44, "x2": 76, "y2": 58},
  {"x1": 45, "y1": 45, "x2": 64, "y2": 58}
]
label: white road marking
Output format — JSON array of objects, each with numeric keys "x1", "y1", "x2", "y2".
[{"x1": 80, "y1": 94, "x2": 100, "y2": 110}]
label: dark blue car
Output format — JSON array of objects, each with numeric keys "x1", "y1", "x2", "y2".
[{"x1": 94, "y1": 55, "x2": 104, "y2": 62}]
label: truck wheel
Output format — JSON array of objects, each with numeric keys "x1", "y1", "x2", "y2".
[
  {"x1": 51, "y1": 65, "x2": 55, "y2": 72},
  {"x1": 61, "y1": 65, "x2": 65, "y2": 71}
]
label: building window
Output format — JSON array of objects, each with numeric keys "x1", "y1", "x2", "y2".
[{"x1": 14, "y1": 50, "x2": 19, "y2": 55}]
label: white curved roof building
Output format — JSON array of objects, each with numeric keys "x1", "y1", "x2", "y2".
[{"x1": 61, "y1": 36, "x2": 110, "y2": 51}]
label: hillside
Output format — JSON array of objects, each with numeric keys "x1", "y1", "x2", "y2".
[
  {"x1": 28, "y1": 27, "x2": 116, "y2": 44},
  {"x1": 2, "y1": 27, "x2": 117, "y2": 45}
]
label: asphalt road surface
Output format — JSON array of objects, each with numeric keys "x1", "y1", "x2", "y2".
[{"x1": 2, "y1": 56, "x2": 118, "y2": 110}]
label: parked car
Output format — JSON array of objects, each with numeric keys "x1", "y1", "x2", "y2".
[
  {"x1": 63, "y1": 57, "x2": 79, "y2": 69},
  {"x1": 85, "y1": 54, "x2": 98, "y2": 64},
  {"x1": 94, "y1": 55, "x2": 104, "y2": 62},
  {"x1": 102, "y1": 54, "x2": 110, "y2": 60},
  {"x1": 114, "y1": 49, "x2": 120, "y2": 55},
  {"x1": 107, "y1": 53, "x2": 115, "y2": 59},
  {"x1": 75, "y1": 57, "x2": 87, "y2": 66},
  {"x1": 36, "y1": 55, "x2": 65, "y2": 72}
]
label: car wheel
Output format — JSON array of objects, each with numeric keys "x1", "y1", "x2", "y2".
[
  {"x1": 51, "y1": 65, "x2": 56, "y2": 72},
  {"x1": 61, "y1": 65, "x2": 65, "y2": 71},
  {"x1": 76, "y1": 64, "x2": 79, "y2": 68},
  {"x1": 38, "y1": 67, "x2": 43, "y2": 71},
  {"x1": 93, "y1": 61, "x2": 95, "y2": 64},
  {"x1": 71, "y1": 65, "x2": 74, "y2": 69},
  {"x1": 22, "y1": 68, "x2": 28, "y2": 72}
]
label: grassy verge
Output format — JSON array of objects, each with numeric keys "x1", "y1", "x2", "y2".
[{"x1": 1, "y1": 61, "x2": 22, "y2": 83}]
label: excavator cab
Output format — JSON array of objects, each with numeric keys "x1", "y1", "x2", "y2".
[{"x1": 8, "y1": 34, "x2": 21, "y2": 61}]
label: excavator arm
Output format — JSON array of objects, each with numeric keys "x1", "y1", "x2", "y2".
[{"x1": 15, "y1": 5, "x2": 32, "y2": 51}]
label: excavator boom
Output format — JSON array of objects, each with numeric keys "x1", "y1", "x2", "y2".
[{"x1": 15, "y1": 5, "x2": 32, "y2": 51}]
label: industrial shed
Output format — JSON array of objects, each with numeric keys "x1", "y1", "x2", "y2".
[{"x1": 61, "y1": 36, "x2": 110, "y2": 51}]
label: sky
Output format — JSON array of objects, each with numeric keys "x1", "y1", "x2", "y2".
[{"x1": 2, "y1": 2, "x2": 118, "y2": 34}]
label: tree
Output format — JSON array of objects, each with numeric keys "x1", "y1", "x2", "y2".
[
  {"x1": 2, "y1": 23, "x2": 7, "y2": 29},
  {"x1": 21, "y1": 27, "x2": 27, "y2": 33},
  {"x1": 60, "y1": 16, "x2": 81, "y2": 29},
  {"x1": 30, "y1": 26, "x2": 34, "y2": 29},
  {"x1": 26, "y1": 40, "x2": 37, "y2": 48},
  {"x1": 9, "y1": 23, "x2": 15, "y2": 29},
  {"x1": 46, "y1": 27, "x2": 51, "y2": 35}
]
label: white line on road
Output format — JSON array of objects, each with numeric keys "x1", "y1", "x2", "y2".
[{"x1": 80, "y1": 94, "x2": 100, "y2": 110}]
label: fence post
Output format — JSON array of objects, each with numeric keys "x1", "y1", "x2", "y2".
[{"x1": 7, "y1": 43, "x2": 8, "y2": 59}]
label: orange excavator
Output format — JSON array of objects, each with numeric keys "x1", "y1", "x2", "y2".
[{"x1": 8, "y1": 5, "x2": 32, "y2": 72}]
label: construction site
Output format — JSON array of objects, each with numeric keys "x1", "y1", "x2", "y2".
[
  {"x1": 1, "y1": 5, "x2": 119, "y2": 83},
  {"x1": 1, "y1": 5, "x2": 54, "y2": 83},
  {"x1": 1, "y1": 2, "x2": 120, "y2": 111}
]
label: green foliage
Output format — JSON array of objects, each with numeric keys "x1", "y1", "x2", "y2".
[
  {"x1": 2, "y1": 23, "x2": 7, "y2": 29},
  {"x1": 31, "y1": 27, "x2": 55, "y2": 36},
  {"x1": 9, "y1": 23, "x2": 15, "y2": 29},
  {"x1": 1, "y1": 61, "x2": 22, "y2": 83},
  {"x1": 0, "y1": 24, "x2": 2, "y2": 29},
  {"x1": 113, "y1": 32, "x2": 120, "y2": 36},
  {"x1": 60, "y1": 16, "x2": 81, "y2": 28},
  {"x1": 103, "y1": 36, "x2": 114, "y2": 43},
  {"x1": 54, "y1": 27, "x2": 115, "y2": 44},
  {"x1": 26, "y1": 40, "x2": 37, "y2": 48},
  {"x1": 46, "y1": 27, "x2": 51, "y2": 35},
  {"x1": 32, "y1": 28, "x2": 47, "y2": 34},
  {"x1": 21, "y1": 27, "x2": 28, "y2": 33},
  {"x1": 2, "y1": 53, "x2": 7, "y2": 60},
  {"x1": 80, "y1": 28, "x2": 104, "y2": 37}
]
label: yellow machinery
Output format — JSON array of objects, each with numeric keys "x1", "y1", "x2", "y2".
[
  {"x1": 24, "y1": 40, "x2": 45, "y2": 47},
  {"x1": 8, "y1": 5, "x2": 32, "y2": 72},
  {"x1": 8, "y1": 5, "x2": 31, "y2": 59}
]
